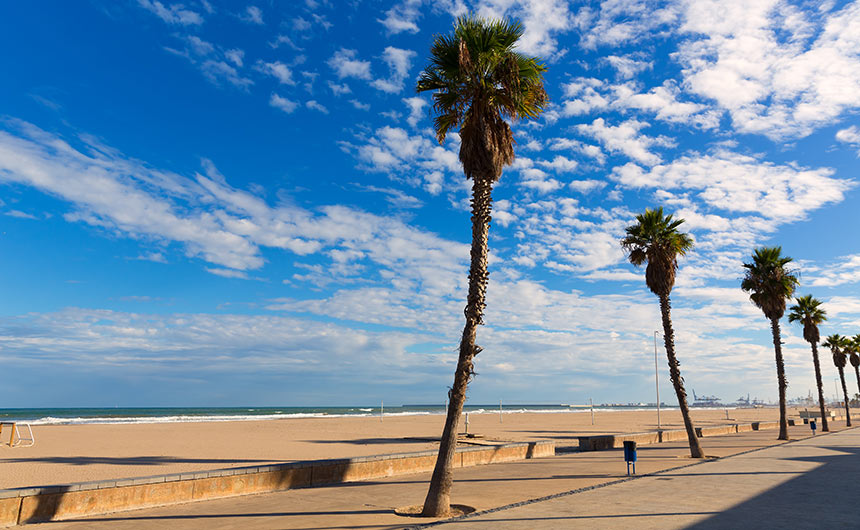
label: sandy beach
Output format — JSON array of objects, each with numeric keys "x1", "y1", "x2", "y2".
[{"x1": 0, "y1": 407, "x2": 817, "y2": 490}]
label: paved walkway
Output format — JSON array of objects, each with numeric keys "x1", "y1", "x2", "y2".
[
  {"x1": 429, "y1": 427, "x2": 860, "y2": 529},
  {"x1": 29, "y1": 425, "x2": 856, "y2": 529}
]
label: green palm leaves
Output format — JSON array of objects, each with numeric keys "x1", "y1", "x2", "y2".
[
  {"x1": 824, "y1": 334, "x2": 848, "y2": 368},
  {"x1": 850, "y1": 335, "x2": 860, "y2": 369},
  {"x1": 417, "y1": 15, "x2": 547, "y2": 181},
  {"x1": 788, "y1": 295, "x2": 827, "y2": 345},
  {"x1": 621, "y1": 207, "x2": 693, "y2": 297},
  {"x1": 741, "y1": 247, "x2": 799, "y2": 321}
]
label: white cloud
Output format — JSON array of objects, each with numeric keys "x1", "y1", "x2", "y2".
[
  {"x1": 269, "y1": 34, "x2": 301, "y2": 51},
  {"x1": 166, "y1": 36, "x2": 252, "y2": 89},
  {"x1": 206, "y1": 267, "x2": 249, "y2": 279},
  {"x1": 269, "y1": 93, "x2": 298, "y2": 114},
  {"x1": 199, "y1": 60, "x2": 253, "y2": 89},
  {"x1": 371, "y1": 47, "x2": 416, "y2": 94},
  {"x1": 403, "y1": 96, "x2": 427, "y2": 127},
  {"x1": 327, "y1": 49, "x2": 372, "y2": 80},
  {"x1": 5, "y1": 209, "x2": 38, "y2": 219},
  {"x1": 224, "y1": 49, "x2": 244, "y2": 67},
  {"x1": 292, "y1": 16, "x2": 311, "y2": 31},
  {"x1": 378, "y1": 0, "x2": 422, "y2": 34},
  {"x1": 137, "y1": 0, "x2": 203, "y2": 25},
  {"x1": 350, "y1": 99, "x2": 370, "y2": 111},
  {"x1": 808, "y1": 255, "x2": 860, "y2": 287},
  {"x1": 605, "y1": 55, "x2": 652, "y2": 79},
  {"x1": 569, "y1": 179, "x2": 607, "y2": 194},
  {"x1": 676, "y1": 0, "x2": 860, "y2": 139},
  {"x1": 0, "y1": 120, "x2": 474, "y2": 292},
  {"x1": 255, "y1": 61, "x2": 295, "y2": 85},
  {"x1": 611, "y1": 149, "x2": 854, "y2": 223},
  {"x1": 559, "y1": 77, "x2": 721, "y2": 129},
  {"x1": 836, "y1": 125, "x2": 860, "y2": 144},
  {"x1": 328, "y1": 82, "x2": 351, "y2": 96},
  {"x1": 536, "y1": 155, "x2": 578, "y2": 173},
  {"x1": 346, "y1": 126, "x2": 462, "y2": 194},
  {"x1": 548, "y1": 137, "x2": 606, "y2": 164},
  {"x1": 577, "y1": 118, "x2": 668, "y2": 165},
  {"x1": 577, "y1": 0, "x2": 681, "y2": 49},
  {"x1": 239, "y1": 5, "x2": 263, "y2": 25},
  {"x1": 836, "y1": 125, "x2": 860, "y2": 154},
  {"x1": 0, "y1": 308, "x2": 438, "y2": 383},
  {"x1": 306, "y1": 100, "x2": 329, "y2": 114}
]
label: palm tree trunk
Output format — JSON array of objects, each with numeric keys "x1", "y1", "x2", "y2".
[
  {"x1": 770, "y1": 318, "x2": 789, "y2": 440},
  {"x1": 810, "y1": 342, "x2": 829, "y2": 432},
  {"x1": 658, "y1": 294, "x2": 703, "y2": 458},
  {"x1": 838, "y1": 367, "x2": 851, "y2": 427},
  {"x1": 422, "y1": 175, "x2": 493, "y2": 517},
  {"x1": 854, "y1": 365, "x2": 860, "y2": 401}
]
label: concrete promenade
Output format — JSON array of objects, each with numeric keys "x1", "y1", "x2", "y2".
[
  {"x1": 27, "y1": 424, "x2": 857, "y2": 529},
  {"x1": 433, "y1": 427, "x2": 860, "y2": 529}
]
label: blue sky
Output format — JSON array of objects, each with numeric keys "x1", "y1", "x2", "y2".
[{"x1": 1, "y1": 0, "x2": 860, "y2": 407}]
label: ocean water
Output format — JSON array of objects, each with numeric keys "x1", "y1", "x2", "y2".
[{"x1": 0, "y1": 404, "x2": 682, "y2": 425}]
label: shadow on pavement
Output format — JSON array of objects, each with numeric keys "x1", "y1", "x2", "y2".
[{"x1": 684, "y1": 445, "x2": 860, "y2": 529}]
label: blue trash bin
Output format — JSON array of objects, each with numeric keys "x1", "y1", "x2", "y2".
[{"x1": 623, "y1": 440, "x2": 637, "y2": 475}]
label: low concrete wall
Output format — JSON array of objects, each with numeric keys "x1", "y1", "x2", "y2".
[
  {"x1": 658, "y1": 429, "x2": 689, "y2": 443},
  {"x1": 0, "y1": 441, "x2": 554, "y2": 527},
  {"x1": 695, "y1": 425, "x2": 738, "y2": 438},
  {"x1": 579, "y1": 422, "x2": 774, "y2": 451},
  {"x1": 578, "y1": 431, "x2": 660, "y2": 451}
]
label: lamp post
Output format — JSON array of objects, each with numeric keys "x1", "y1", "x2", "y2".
[{"x1": 654, "y1": 331, "x2": 661, "y2": 430}]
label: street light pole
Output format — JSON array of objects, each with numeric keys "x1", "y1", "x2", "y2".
[{"x1": 654, "y1": 330, "x2": 661, "y2": 430}]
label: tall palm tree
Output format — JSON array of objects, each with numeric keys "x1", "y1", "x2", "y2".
[
  {"x1": 850, "y1": 335, "x2": 860, "y2": 399},
  {"x1": 416, "y1": 15, "x2": 548, "y2": 517},
  {"x1": 741, "y1": 247, "x2": 799, "y2": 440},
  {"x1": 788, "y1": 295, "x2": 829, "y2": 432},
  {"x1": 621, "y1": 207, "x2": 703, "y2": 458},
  {"x1": 823, "y1": 334, "x2": 851, "y2": 426}
]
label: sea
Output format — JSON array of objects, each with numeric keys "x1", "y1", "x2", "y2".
[{"x1": 0, "y1": 404, "x2": 684, "y2": 426}]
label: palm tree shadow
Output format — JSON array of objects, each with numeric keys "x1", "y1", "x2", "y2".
[{"x1": 684, "y1": 446, "x2": 860, "y2": 528}]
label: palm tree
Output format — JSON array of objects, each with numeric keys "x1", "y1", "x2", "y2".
[
  {"x1": 741, "y1": 247, "x2": 799, "y2": 440},
  {"x1": 823, "y1": 334, "x2": 851, "y2": 426},
  {"x1": 621, "y1": 207, "x2": 703, "y2": 458},
  {"x1": 851, "y1": 335, "x2": 860, "y2": 398},
  {"x1": 416, "y1": 15, "x2": 548, "y2": 517},
  {"x1": 787, "y1": 295, "x2": 829, "y2": 432}
]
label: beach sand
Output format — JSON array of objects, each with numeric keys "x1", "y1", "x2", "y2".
[{"x1": 0, "y1": 407, "x2": 814, "y2": 489}]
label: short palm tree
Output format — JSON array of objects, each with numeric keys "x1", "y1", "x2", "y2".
[
  {"x1": 741, "y1": 247, "x2": 798, "y2": 440},
  {"x1": 823, "y1": 334, "x2": 851, "y2": 426},
  {"x1": 788, "y1": 295, "x2": 829, "y2": 432},
  {"x1": 851, "y1": 335, "x2": 860, "y2": 398},
  {"x1": 621, "y1": 207, "x2": 703, "y2": 458},
  {"x1": 416, "y1": 15, "x2": 548, "y2": 517}
]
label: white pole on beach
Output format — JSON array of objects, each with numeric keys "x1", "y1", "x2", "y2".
[
  {"x1": 654, "y1": 331, "x2": 661, "y2": 429},
  {"x1": 590, "y1": 397, "x2": 594, "y2": 425},
  {"x1": 499, "y1": 399, "x2": 503, "y2": 423}
]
